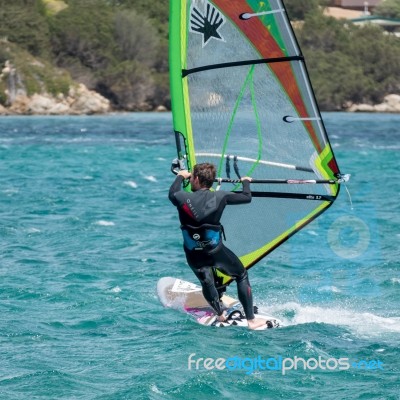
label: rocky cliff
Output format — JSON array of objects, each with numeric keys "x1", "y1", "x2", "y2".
[
  {"x1": 0, "y1": 59, "x2": 110, "y2": 115},
  {"x1": 347, "y1": 95, "x2": 400, "y2": 113}
]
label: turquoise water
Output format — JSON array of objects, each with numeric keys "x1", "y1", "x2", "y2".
[{"x1": 0, "y1": 113, "x2": 399, "y2": 399}]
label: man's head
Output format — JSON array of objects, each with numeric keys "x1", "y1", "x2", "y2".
[{"x1": 191, "y1": 163, "x2": 216, "y2": 190}]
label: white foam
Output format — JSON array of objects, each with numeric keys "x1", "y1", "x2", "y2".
[
  {"x1": 259, "y1": 302, "x2": 400, "y2": 336},
  {"x1": 2, "y1": 188, "x2": 19, "y2": 195},
  {"x1": 150, "y1": 384, "x2": 163, "y2": 395},
  {"x1": 26, "y1": 228, "x2": 41, "y2": 234},
  {"x1": 95, "y1": 220, "x2": 115, "y2": 226},
  {"x1": 156, "y1": 277, "x2": 186, "y2": 309},
  {"x1": 317, "y1": 286, "x2": 341, "y2": 293},
  {"x1": 145, "y1": 175, "x2": 157, "y2": 183},
  {"x1": 124, "y1": 180, "x2": 138, "y2": 189}
]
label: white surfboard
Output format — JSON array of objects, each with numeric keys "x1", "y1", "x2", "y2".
[{"x1": 157, "y1": 277, "x2": 280, "y2": 330}]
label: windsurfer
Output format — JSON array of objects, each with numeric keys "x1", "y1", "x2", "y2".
[{"x1": 169, "y1": 163, "x2": 268, "y2": 330}]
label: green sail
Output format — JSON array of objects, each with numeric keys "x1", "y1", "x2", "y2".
[{"x1": 169, "y1": 0, "x2": 342, "y2": 286}]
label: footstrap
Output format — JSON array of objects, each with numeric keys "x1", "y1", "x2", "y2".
[{"x1": 226, "y1": 310, "x2": 245, "y2": 321}]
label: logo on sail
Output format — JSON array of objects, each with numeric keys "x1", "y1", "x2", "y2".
[{"x1": 190, "y1": 2, "x2": 225, "y2": 47}]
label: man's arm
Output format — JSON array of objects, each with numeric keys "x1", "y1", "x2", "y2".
[
  {"x1": 168, "y1": 175, "x2": 184, "y2": 206},
  {"x1": 225, "y1": 177, "x2": 252, "y2": 205},
  {"x1": 168, "y1": 170, "x2": 191, "y2": 206}
]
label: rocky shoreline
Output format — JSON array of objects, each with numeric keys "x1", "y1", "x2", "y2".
[
  {"x1": 0, "y1": 55, "x2": 399, "y2": 117},
  {"x1": 347, "y1": 94, "x2": 400, "y2": 113},
  {"x1": 1, "y1": 59, "x2": 399, "y2": 116},
  {"x1": 0, "y1": 59, "x2": 111, "y2": 116},
  {"x1": 1, "y1": 92, "x2": 399, "y2": 116},
  {"x1": 0, "y1": 83, "x2": 111, "y2": 116}
]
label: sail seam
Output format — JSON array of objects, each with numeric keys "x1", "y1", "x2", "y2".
[{"x1": 217, "y1": 66, "x2": 255, "y2": 177}]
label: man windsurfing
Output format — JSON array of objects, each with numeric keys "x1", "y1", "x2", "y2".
[{"x1": 169, "y1": 163, "x2": 268, "y2": 330}]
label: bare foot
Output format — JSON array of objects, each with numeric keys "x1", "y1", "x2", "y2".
[
  {"x1": 247, "y1": 317, "x2": 267, "y2": 330},
  {"x1": 216, "y1": 311, "x2": 227, "y2": 322}
]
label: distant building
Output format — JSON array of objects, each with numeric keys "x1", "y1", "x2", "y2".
[
  {"x1": 324, "y1": 7, "x2": 365, "y2": 19},
  {"x1": 325, "y1": 3, "x2": 400, "y2": 36},
  {"x1": 331, "y1": 1, "x2": 382, "y2": 11},
  {"x1": 351, "y1": 15, "x2": 400, "y2": 32}
]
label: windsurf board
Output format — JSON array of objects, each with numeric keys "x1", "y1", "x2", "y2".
[{"x1": 157, "y1": 277, "x2": 280, "y2": 330}]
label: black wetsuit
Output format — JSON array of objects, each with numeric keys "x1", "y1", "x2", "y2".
[{"x1": 168, "y1": 175, "x2": 255, "y2": 320}]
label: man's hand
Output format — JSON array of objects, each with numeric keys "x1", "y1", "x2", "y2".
[
  {"x1": 241, "y1": 176, "x2": 252, "y2": 182},
  {"x1": 178, "y1": 170, "x2": 191, "y2": 179}
]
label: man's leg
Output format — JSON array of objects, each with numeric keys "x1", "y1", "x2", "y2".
[
  {"x1": 212, "y1": 268, "x2": 227, "y2": 300},
  {"x1": 190, "y1": 265, "x2": 224, "y2": 317},
  {"x1": 212, "y1": 245, "x2": 269, "y2": 329},
  {"x1": 212, "y1": 245, "x2": 255, "y2": 320}
]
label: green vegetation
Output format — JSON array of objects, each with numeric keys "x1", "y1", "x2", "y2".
[
  {"x1": 0, "y1": 0, "x2": 51, "y2": 59},
  {"x1": 41, "y1": 0, "x2": 68, "y2": 16},
  {"x1": 47, "y1": 0, "x2": 167, "y2": 110},
  {"x1": 0, "y1": 41, "x2": 73, "y2": 99},
  {"x1": 0, "y1": 0, "x2": 399, "y2": 111},
  {"x1": 296, "y1": 9, "x2": 400, "y2": 109},
  {"x1": 284, "y1": 0, "x2": 329, "y2": 21},
  {"x1": 374, "y1": 0, "x2": 400, "y2": 19}
]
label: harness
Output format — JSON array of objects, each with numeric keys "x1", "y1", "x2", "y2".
[{"x1": 181, "y1": 223, "x2": 226, "y2": 252}]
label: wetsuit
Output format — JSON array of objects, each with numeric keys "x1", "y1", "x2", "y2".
[{"x1": 168, "y1": 175, "x2": 255, "y2": 320}]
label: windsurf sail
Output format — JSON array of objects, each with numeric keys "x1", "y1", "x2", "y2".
[{"x1": 169, "y1": 0, "x2": 348, "y2": 286}]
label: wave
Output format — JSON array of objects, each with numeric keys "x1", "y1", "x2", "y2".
[
  {"x1": 144, "y1": 175, "x2": 158, "y2": 183},
  {"x1": 124, "y1": 180, "x2": 138, "y2": 189},
  {"x1": 94, "y1": 220, "x2": 115, "y2": 226},
  {"x1": 259, "y1": 302, "x2": 400, "y2": 336}
]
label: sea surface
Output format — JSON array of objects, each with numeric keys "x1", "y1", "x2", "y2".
[{"x1": 0, "y1": 113, "x2": 399, "y2": 399}]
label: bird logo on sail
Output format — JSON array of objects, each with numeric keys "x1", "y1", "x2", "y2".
[{"x1": 190, "y1": 2, "x2": 226, "y2": 47}]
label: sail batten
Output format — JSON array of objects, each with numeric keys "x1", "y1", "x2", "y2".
[
  {"x1": 169, "y1": 0, "x2": 343, "y2": 286},
  {"x1": 195, "y1": 153, "x2": 314, "y2": 172},
  {"x1": 182, "y1": 55, "x2": 304, "y2": 77}
]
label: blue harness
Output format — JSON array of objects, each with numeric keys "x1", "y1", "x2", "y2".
[{"x1": 181, "y1": 224, "x2": 224, "y2": 251}]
